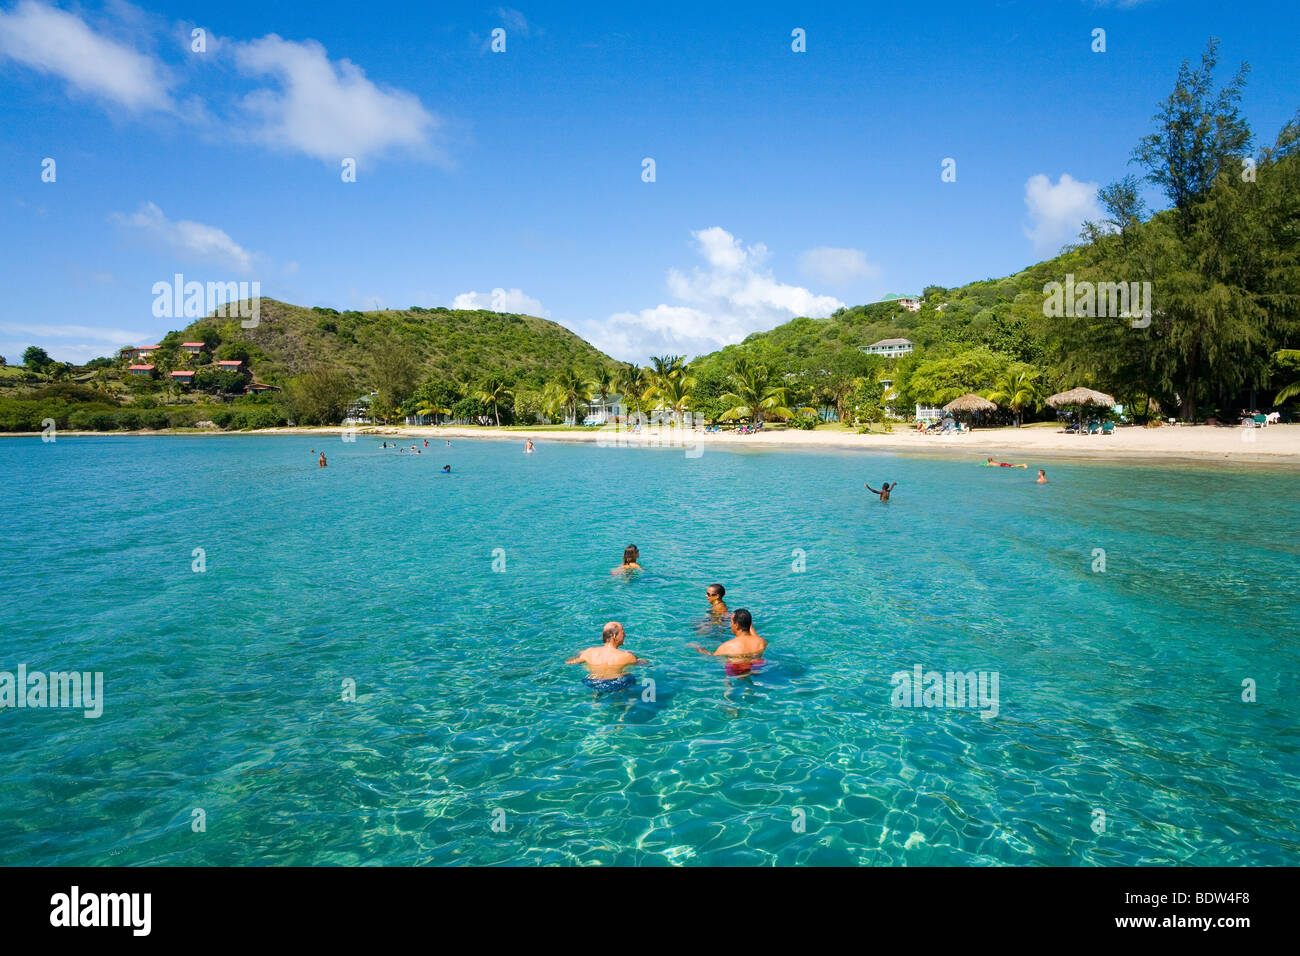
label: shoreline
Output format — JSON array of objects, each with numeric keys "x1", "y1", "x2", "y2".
[{"x1": 7, "y1": 423, "x2": 1300, "y2": 467}]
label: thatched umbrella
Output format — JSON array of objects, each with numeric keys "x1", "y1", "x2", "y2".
[
  {"x1": 1046, "y1": 387, "x2": 1115, "y2": 433},
  {"x1": 944, "y1": 393, "x2": 997, "y2": 430}
]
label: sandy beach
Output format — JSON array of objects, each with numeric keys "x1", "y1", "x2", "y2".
[
  {"x1": 291, "y1": 421, "x2": 1300, "y2": 465},
  {"x1": 9, "y1": 422, "x2": 1299, "y2": 464}
]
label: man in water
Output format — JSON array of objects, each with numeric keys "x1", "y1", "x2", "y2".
[
  {"x1": 525, "y1": 439, "x2": 535, "y2": 453},
  {"x1": 865, "y1": 481, "x2": 896, "y2": 501},
  {"x1": 318, "y1": 452, "x2": 327, "y2": 468},
  {"x1": 985, "y1": 457, "x2": 1027, "y2": 468},
  {"x1": 706, "y1": 583, "x2": 728, "y2": 618},
  {"x1": 612, "y1": 544, "x2": 642, "y2": 574},
  {"x1": 689, "y1": 608, "x2": 767, "y2": 674},
  {"x1": 1036, "y1": 469, "x2": 1047, "y2": 483},
  {"x1": 442, "y1": 464, "x2": 451, "y2": 473},
  {"x1": 567, "y1": 621, "x2": 648, "y2": 692}
]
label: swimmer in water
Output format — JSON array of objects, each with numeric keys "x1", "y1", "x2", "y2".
[
  {"x1": 567, "y1": 621, "x2": 648, "y2": 691},
  {"x1": 612, "y1": 544, "x2": 642, "y2": 575},
  {"x1": 1036, "y1": 469, "x2": 1047, "y2": 483},
  {"x1": 446, "y1": 440, "x2": 451, "y2": 447},
  {"x1": 525, "y1": 439, "x2": 535, "y2": 454},
  {"x1": 865, "y1": 481, "x2": 896, "y2": 501},
  {"x1": 689, "y1": 608, "x2": 766, "y2": 674},
  {"x1": 442, "y1": 464, "x2": 451, "y2": 473},
  {"x1": 706, "y1": 583, "x2": 728, "y2": 618},
  {"x1": 424, "y1": 440, "x2": 428, "y2": 448},
  {"x1": 985, "y1": 457, "x2": 1028, "y2": 468},
  {"x1": 318, "y1": 452, "x2": 327, "y2": 468}
]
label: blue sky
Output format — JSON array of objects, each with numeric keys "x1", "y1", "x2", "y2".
[{"x1": 1, "y1": 0, "x2": 1296, "y2": 365}]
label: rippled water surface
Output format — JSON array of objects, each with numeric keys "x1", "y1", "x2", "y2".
[{"x1": 1, "y1": 435, "x2": 1297, "y2": 866}]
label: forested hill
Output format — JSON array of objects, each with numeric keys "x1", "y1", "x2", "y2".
[{"x1": 176, "y1": 299, "x2": 617, "y2": 387}]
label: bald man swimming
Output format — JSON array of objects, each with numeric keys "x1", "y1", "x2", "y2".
[{"x1": 567, "y1": 621, "x2": 648, "y2": 692}]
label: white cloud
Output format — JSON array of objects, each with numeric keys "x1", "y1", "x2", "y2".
[
  {"x1": 234, "y1": 35, "x2": 439, "y2": 164},
  {"x1": 0, "y1": 321, "x2": 153, "y2": 365},
  {"x1": 113, "y1": 202, "x2": 257, "y2": 272},
  {"x1": 588, "y1": 227, "x2": 844, "y2": 361},
  {"x1": 494, "y1": 7, "x2": 532, "y2": 35},
  {"x1": 452, "y1": 288, "x2": 549, "y2": 317},
  {"x1": 0, "y1": 0, "x2": 174, "y2": 111},
  {"x1": 798, "y1": 247, "x2": 880, "y2": 285},
  {"x1": 1023, "y1": 173, "x2": 1102, "y2": 253}
]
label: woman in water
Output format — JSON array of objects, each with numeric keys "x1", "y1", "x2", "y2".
[
  {"x1": 1036, "y1": 469, "x2": 1047, "y2": 483},
  {"x1": 612, "y1": 544, "x2": 642, "y2": 575},
  {"x1": 865, "y1": 481, "x2": 896, "y2": 501}
]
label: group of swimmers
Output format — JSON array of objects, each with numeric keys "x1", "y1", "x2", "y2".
[{"x1": 567, "y1": 550, "x2": 768, "y2": 692}]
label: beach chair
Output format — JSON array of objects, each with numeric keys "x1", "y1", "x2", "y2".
[
  {"x1": 1101, "y1": 421, "x2": 1115, "y2": 435},
  {"x1": 1086, "y1": 420, "x2": 1102, "y2": 435},
  {"x1": 1253, "y1": 414, "x2": 1268, "y2": 428}
]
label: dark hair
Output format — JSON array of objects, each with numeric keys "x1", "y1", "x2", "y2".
[
  {"x1": 707, "y1": 583, "x2": 725, "y2": 598},
  {"x1": 623, "y1": 545, "x2": 639, "y2": 564},
  {"x1": 732, "y1": 608, "x2": 753, "y2": 631}
]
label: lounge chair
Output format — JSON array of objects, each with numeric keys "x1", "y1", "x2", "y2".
[
  {"x1": 1252, "y1": 414, "x2": 1268, "y2": 428},
  {"x1": 1101, "y1": 421, "x2": 1115, "y2": 435},
  {"x1": 1086, "y1": 420, "x2": 1102, "y2": 435}
]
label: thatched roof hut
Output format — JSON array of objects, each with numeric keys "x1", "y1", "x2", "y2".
[
  {"x1": 1046, "y1": 387, "x2": 1115, "y2": 409},
  {"x1": 943, "y1": 393, "x2": 998, "y2": 413}
]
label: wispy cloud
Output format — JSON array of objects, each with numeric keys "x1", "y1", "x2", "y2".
[
  {"x1": 588, "y1": 227, "x2": 844, "y2": 361},
  {"x1": 0, "y1": 0, "x2": 174, "y2": 112},
  {"x1": 798, "y1": 247, "x2": 881, "y2": 285},
  {"x1": 234, "y1": 35, "x2": 441, "y2": 164},
  {"x1": 1023, "y1": 173, "x2": 1102, "y2": 254},
  {"x1": 112, "y1": 202, "x2": 258, "y2": 272}
]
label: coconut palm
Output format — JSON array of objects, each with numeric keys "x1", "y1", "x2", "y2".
[
  {"x1": 414, "y1": 400, "x2": 451, "y2": 425},
  {"x1": 987, "y1": 367, "x2": 1046, "y2": 427},
  {"x1": 476, "y1": 377, "x2": 513, "y2": 427},
  {"x1": 617, "y1": 365, "x2": 652, "y2": 418},
  {"x1": 1274, "y1": 350, "x2": 1300, "y2": 404},
  {"x1": 550, "y1": 367, "x2": 592, "y2": 424},
  {"x1": 719, "y1": 362, "x2": 798, "y2": 425},
  {"x1": 649, "y1": 354, "x2": 687, "y2": 383},
  {"x1": 656, "y1": 373, "x2": 696, "y2": 425}
]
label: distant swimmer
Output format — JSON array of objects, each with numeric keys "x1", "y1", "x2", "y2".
[
  {"x1": 865, "y1": 481, "x2": 896, "y2": 501},
  {"x1": 442, "y1": 464, "x2": 451, "y2": 473},
  {"x1": 567, "y1": 621, "x2": 648, "y2": 692},
  {"x1": 525, "y1": 439, "x2": 535, "y2": 454},
  {"x1": 706, "y1": 583, "x2": 728, "y2": 618},
  {"x1": 424, "y1": 440, "x2": 428, "y2": 448},
  {"x1": 612, "y1": 544, "x2": 642, "y2": 575},
  {"x1": 318, "y1": 452, "x2": 327, "y2": 468},
  {"x1": 985, "y1": 457, "x2": 1027, "y2": 469},
  {"x1": 1037, "y1": 469, "x2": 1047, "y2": 483},
  {"x1": 446, "y1": 440, "x2": 451, "y2": 447},
  {"x1": 689, "y1": 608, "x2": 766, "y2": 675}
]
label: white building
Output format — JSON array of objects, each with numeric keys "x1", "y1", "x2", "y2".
[
  {"x1": 875, "y1": 293, "x2": 922, "y2": 312},
  {"x1": 861, "y1": 337, "x2": 914, "y2": 358}
]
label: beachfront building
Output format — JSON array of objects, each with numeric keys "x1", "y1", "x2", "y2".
[
  {"x1": 344, "y1": 394, "x2": 374, "y2": 425},
  {"x1": 875, "y1": 293, "x2": 922, "y2": 312},
  {"x1": 861, "y1": 337, "x2": 914, "y2": 358},
  {"x1": 170, "y1": 370, "x2": 195, "y2": 385},
  {"x1": 128, "y1": 364, "x2": 156, "y2": 377},
  {"x1": 181, "y1": 342, "x2": 205, "y2": 354},
  {"x1": 584, "y1": 393, "x2": 622, "y2": 426},
  {"x1": 915, "y1": 404, "x2": 945, "y2": 420}
]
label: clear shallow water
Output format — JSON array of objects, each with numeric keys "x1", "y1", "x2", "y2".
[{"x1": 1, "y1": 434, "x2": 1297, "y2": 866}]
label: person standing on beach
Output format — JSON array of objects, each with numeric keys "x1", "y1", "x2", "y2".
[
  {"x1": 567, "y1": 621, "x2": 648, "y2": 691},
  {"x1": 612, "y1": 545, "x2": 642, "y2": 575},
  {"x1": 865, "y1": 481, "x2": 896, "y2": 501}
]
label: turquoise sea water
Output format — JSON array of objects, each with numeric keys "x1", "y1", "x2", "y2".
[{"x1": 1, "y1": 434, "x2": 1297, "y2": 866}]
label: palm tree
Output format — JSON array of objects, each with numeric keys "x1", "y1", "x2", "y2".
[
  {"x1": 617, "y1": 365, "x2": 651, "y2": 418},
  {"x1": 657, "y1": 373, "x2": 696, "y2": 425},
  {"x1": 414, "y1": 400, "x2": 451, "y2": 425},
  {"x1": 476, "y1": 377, "x2": 513, "y2": 427},
  {"x1": 550, "y1": 367, "x2": 592, "y2": 424},
  {"x1": 589, "y1": 366, "x2": 617, "y2": 423},
  {"x1": 649, "y1": 354, "x2": 687, "y2": 383},
  {"x1": 719, "y1": 362, "x2": 798, "y2": 425},
  {"x1": 987, "y1": 367, "x2": 1046, "y2": 427},
  {"x1": 1274, "y1": 350, "x2": 1300, "y2": 404}
]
